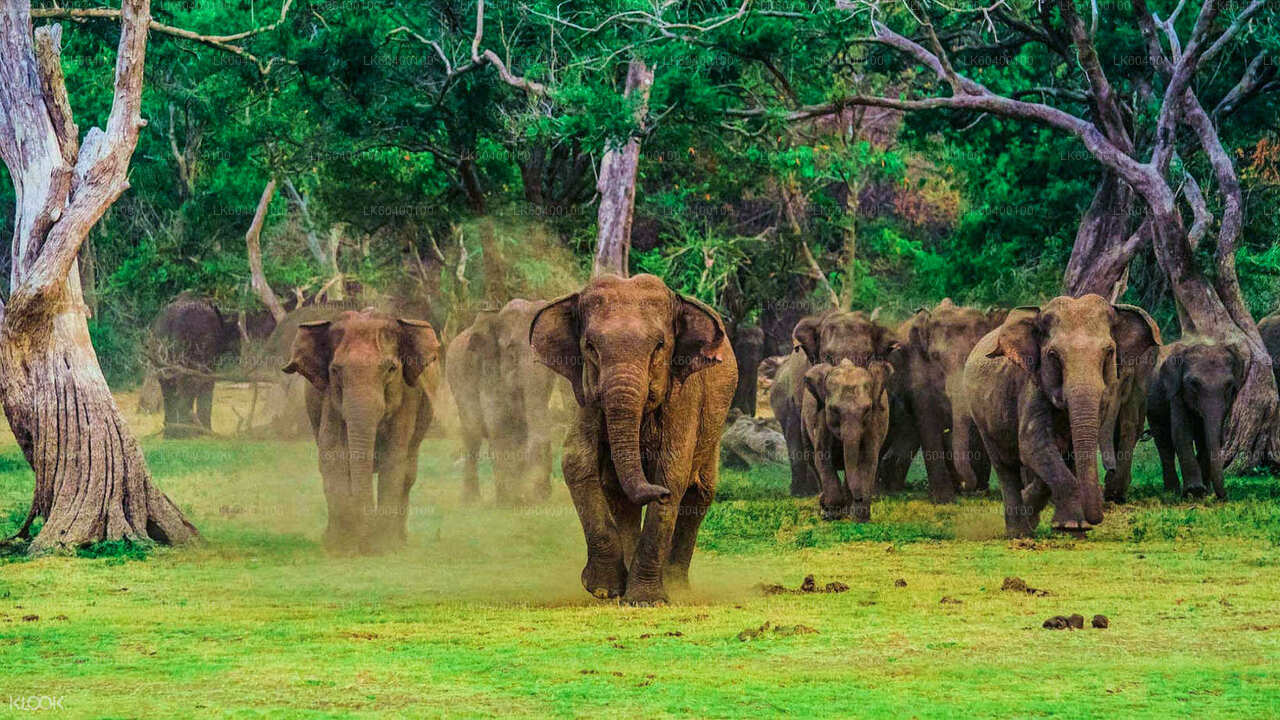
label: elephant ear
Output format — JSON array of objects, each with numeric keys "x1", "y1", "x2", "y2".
[
  {"x1": 985, "y1": 307, "x2": 1010, "y2": 330},
  {"x1": 283, "y1": 320, "x2": 333, "y2": 391},
  {"x1": 397, "y1": 318, "x2": 441, "y2": 386},
  {"x1": 803, "y1": 363, "x2": 833, "y2": 410},
  {"x1": 867, "y1": 360, "x2": 895, "y2": 410},
  {"x1": 871, "y1": 321, "x2": 903, "y2": 360},
  {"x1": 1112, "y1": 304, "x2": 1162, "y2": 373},
  {"x1": 530, "y1": 293, "x2": 585, "y2": 406},
  {"x1": 987, "y1": 307, "x2": 1042, "y2": 375},
  {"x1": 673, "y1": 294, "x2": 727, "y2": 382},
  {"x1": 793, "y1": 315, "x2": 824, "y2": 364}
]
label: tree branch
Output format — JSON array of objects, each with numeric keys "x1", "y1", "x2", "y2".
[{"x1": 245, "y1": 180, "x2": 286, "y2": 323}]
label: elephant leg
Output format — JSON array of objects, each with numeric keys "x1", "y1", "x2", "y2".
[
  {"x1": 461, "y1": 433, "x2": 482, "y2": 503},
  {"x1": 1171, "y1": 401, "x2": 1206, "y2": 496},
  {"x1": 781, "y1": 410, "x2": 819, "y2": 497},
  {"x1": 625, "y1": 498, "x2": 681, "y2": 606},
  {"x1": 995, "y1": 462, "x2": 1033, "y2": 537},
  {"x1": 667, "y1": 474, "x2": 714, "y2": 591},
  {"x1": 813, "y1": 437, "x2": 850, "y2": 521},
  {"x1": 562, "y1": 414, "x2": 626, "y2": 599},
  {"x1": 1104, "y1": 398, "x2": 1143, "y2": 503},
  {"x1": 877, "y1": 404, "x2": 918, "y2": 494},
  {"x1": 1150, "y1": 415, "x2": 1180, "y2": 494},
  {"x1": 915, "y1": 404, "x2": 957, "y2": 503},
  {"x1": 159, "y1": 377, "x2": 182, "y2": 437},
  {"x1": 1018, "y1": 401, "x2": 1090, "y2": 531},
  {"x1": 195, "y1": 379, "x2": 214, "y2": 431},
  {"x1": 603, "y1": 463, "x2": 642, "y2": 568}
]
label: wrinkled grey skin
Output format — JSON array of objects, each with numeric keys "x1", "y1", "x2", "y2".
[
  {"x1": 150, "y1": 293, "x2": 246, "y2": 437},
  {"x1": 801, "y1": 359, "x2": 893, "y2": 522},
  {"x1": 284, "y1": 309, "x2": 441, "y2": 554},
  {"x1": 531, "y1": 274, "x2": 736, "y2": 605},
  {"x1": 1099, "y1": 304, "x2": 1163, "y2": 503},
  {"x1": 1147, "y1": 340, "x2": 1242, "y2": 500},
  {"x1": 886, "y1": 300, "x2": 1007, "y2": 501},
  {"x1": 961, "y1": 296, "x2": 1160, "y2": 537},
  {"x1": 447, "y1": 299, "x2": 560, "y2": 504},
  {"x1": 769, "y1": 311, "x2": 899, "y2": 498}
]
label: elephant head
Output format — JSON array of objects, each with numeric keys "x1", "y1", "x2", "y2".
[
  {"x1": 987, "y1": 295, "x2": 1159, "y2": 525},
  {"x1": 1167, "y1": 340, "x2": 1242, "y2": 470},
  {"x1": 530, "y1": 274, "x2": 727, "y2": 504},
  {"x1": 283, "y1": 310, "x2": 441, "y2": 494},
  {"x1": 909, "y1": 299, "x2": 1008, "y2": 396},
  {"x1": 803, "y1": 358, "x2": 893, "y2": 521},
  {"x1": 794, "y1": 310, "x2": 899, "y2": 367}
]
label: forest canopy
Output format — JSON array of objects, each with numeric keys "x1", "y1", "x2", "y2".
[{"x1": 1, "y1": 0, "x2": 1276, "y2": 385}]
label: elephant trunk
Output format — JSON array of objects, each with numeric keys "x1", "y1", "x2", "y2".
[
  {"x1": 1065, "y1": 382, "x2": 1105, "y2": 526},
  {"x1": 343, "y1": 394, "x2": 383, "y2": 535},
  {"x1": 843, "y1": 426, "x2": 871, "y2": 523},
  {"x1": 1201, "y1": 402, "x2": 1228, "y2": 492},
  {"x1": 602, "y1": 366, "x2": 671, "y2": 505}
]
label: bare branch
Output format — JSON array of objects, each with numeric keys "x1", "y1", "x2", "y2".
[
  {"x1": 33, "y1": 25, "x2": 78, "y2": 167},
  {"x1": 245, "y1": 180, "x2": 287, "y2": 323},
  {"x1": 31, "y1": 0, "x2": 295, "y2": 75}
]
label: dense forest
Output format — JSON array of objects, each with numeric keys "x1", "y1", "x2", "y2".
[{"x1": 2, "y1": 0, "x2": 1274, "y2": 384}]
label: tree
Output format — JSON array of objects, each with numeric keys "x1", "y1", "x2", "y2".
[
  {"x1": 0, "y1": 0, "x2": 197, "y2": 552},
  {"x1": 593, "y1": 59, "x2": 653, "y2": 277}
]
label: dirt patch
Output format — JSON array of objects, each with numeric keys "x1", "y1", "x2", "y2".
[
  {"x1": 758, "y1": 574, "x2": 849, "y2": 596},
  {"x1": 737, "y1": 622, "x2": 819, "y2": 641},
  {"x1": 894, "y1": 578, "x2": 907, "y2": 587},
  {"x1": 638, "y1": 631, "x2": 684, "y2": 639},
  {"x1": 939, "y1": 596, "x2": 962, "y2": 605},
  {"x1": 1092, "y1": 614, "x2": 1109, "y2": 629},
  {"x1": 1002, "y1": 576, "x2": 1052, "y2": 596}
]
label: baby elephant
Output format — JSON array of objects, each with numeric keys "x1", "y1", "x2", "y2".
[
  {"x1": 283, "y1": 309, "x2": 441, "y2": 553},
  {"x1": 1148, "y1": 340, "x2": 1242, "y2": 499},
  {"x1": 802, "y1": 359, "x2": 893, "y2": 521}
]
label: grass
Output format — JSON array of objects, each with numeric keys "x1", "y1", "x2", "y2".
[{"x1": 1, "y1": 391, "x2": 1279, "y2": 718}]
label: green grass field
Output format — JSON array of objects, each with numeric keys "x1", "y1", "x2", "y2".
[{"x1": 2, "y1": 410, "x2": 1279, "y2": 718}]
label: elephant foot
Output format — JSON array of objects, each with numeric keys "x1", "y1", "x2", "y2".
[
  {"x1": 1182, "y1": 483, "x2": 1208, "y2": 499},
  {"x1": 1050, "y1": 516, "x2": 1093, "y2": 535},
  {"x1": 623, "y1": 581, "x2": 669, "y2": 607},
  {"x1": 851, "y1": 505, "x2": 871, "y2": 524},
  {"x1": 581, "y1": 556, "x2": 627, "y2": 599},
  {"x1": 927, "y1": 484, "x2": 958, "y2": 504},
  {"x1": 461, "y1": 487, "x2": 482, "y2": 505}
]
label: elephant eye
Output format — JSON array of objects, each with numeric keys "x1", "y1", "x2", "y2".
[{"x1": 655, "y1": 338, "x2": 665, "y2": 350}]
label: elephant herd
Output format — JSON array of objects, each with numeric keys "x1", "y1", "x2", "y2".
[
  {"x1": 146, "y1": 275, "x2": 1280, "y2": 602},
  {"x1": 771, "y1": 294, "x2": 1277, "y2": 538}
]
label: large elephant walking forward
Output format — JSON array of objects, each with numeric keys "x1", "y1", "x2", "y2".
[
  {"x1": 283, "y1": 309, "x2": 441, "y2": 553},
  {"x1": 531, "y1": 274, "x2": 737, "y2": 605},
  {"x1": 960, "y1": 296, "x2": 1159, "y2": 536},
  {"x1": 447, "y1": 299, "x2": 560, "y2": 504}
]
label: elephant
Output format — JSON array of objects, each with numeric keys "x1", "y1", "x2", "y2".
[
  {"x1": 149, "y1": 293, "x2": 242, "y2": 437},
  {"x1": 887, "y1": 299, "x2": 1007, "y2": 501},
  {"x1": 1147, "y1": 339, "x2": 1242, "y2": 499},
  {"x1": 447, "y1": 299, "x2": 560, "y2": 504},
  {"x1": 769, "y1": 310, "x2": 899, "y2": 497},
  {"x1": 283, "y1": 308, "x2": 441, "y2": 553},
  {"x1": 960, "y1": 295, "x2": 1161, "y2": 537},
  {"x1": 530, "y1": 274, "x2": 736, "y2": 605},
  {"x1": 1260, "y1": 313, "x2": 1280, "y2": 388},
  {"x1": 1099, "y1": 304, "x2": 1163, "y2": 503},
  {"x1": 801, "y1": 359, "x2": 894, "y2": 521},
  {"x1": 730, "y1": 325, "x2": 765, "y2": 416}
]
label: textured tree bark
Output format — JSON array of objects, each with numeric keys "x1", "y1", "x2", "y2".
[
  {"x1": 1062, "y1": 174, "x2": 1144, "y2": 300},
  {"x1": 0, "y1": 0, "x2": 197, "y2": 552},
  {"x1": 593, "y1": 59, "x2": 653, "y2": 278},
  {"x1": 245, "y1": 179, "x2": 287, "y2": 323}
]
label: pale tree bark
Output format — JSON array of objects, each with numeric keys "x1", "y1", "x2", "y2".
[
  {"x1": 724, "y1": 0, "x2": 1278, "y2": 466},
  {"x1": 593, "y1": 59, "x2": 653, "y2": 278},
  {"x1": 244, "y1": 179, "x2": 287, "y2": 324},
  {"x1": 0, "y1": 0, "x2": 197, "y2": 553}
]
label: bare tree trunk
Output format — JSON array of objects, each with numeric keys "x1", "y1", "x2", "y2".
[
  {"x1": 0, "y1": 0, "x2": 197, "y2": 553},
  {"x1": 245, "y1": 179, "x2": 286, "y2": 323},
  {"x1": 592, "y1": 59, "x2": 653, "y2": 278},
  {"x1": 1063, "y1": 174, "x2": 1145, "y2": 299}
]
